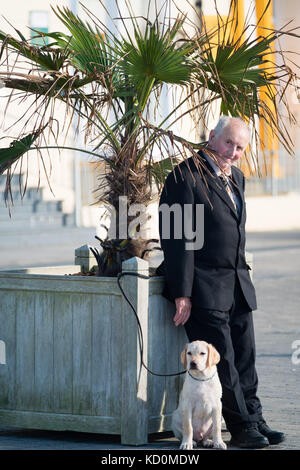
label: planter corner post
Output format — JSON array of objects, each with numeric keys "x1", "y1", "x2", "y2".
[{"x1": 120, "y1": 256, "x2": 149, "y2": 445}]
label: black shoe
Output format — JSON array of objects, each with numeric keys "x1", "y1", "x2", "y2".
[
  {"x1": 257, "y1": 420, "x2": 286, "y2": 445},
  {"x1": 230, "y1": 426, "x2": 269, "y2": 449}
]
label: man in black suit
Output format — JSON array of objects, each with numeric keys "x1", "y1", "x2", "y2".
[{"x1": 158, "y1": 116, "x2": 285, "y2": 448}]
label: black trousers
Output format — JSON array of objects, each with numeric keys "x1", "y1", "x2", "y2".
[{"x1": 184, "y1": 278, "x2": 263, "y2": 433}]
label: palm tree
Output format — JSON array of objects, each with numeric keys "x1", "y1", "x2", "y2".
[{"x1": 0, "y1": 0, "x2": 297, "y2": 274}]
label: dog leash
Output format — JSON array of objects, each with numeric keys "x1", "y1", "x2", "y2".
[{"x1": 117, "y1": 271, "x2": 186, "y2": 377}]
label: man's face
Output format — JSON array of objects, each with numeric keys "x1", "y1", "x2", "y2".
[{"x1": 208, "y1": 121, "x2": 249, "y2": 173}]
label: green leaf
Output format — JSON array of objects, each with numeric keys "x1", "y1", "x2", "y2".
[
  {"x1": 196, "y1": 30, "x2": 278, "y2": 120},
  {"x1": 0, "y1": 130, "x2": 43, "y2": 174},
  {"x1": 0, "y1": 30, "x2": 67, "y2": 71},
  {"x1": 52, "y1": 7, "x2": 116, "y2": 76},
  {"x1": 117, "y1": 17, "x2": 194, "y2": 95},
  {"x1": 150, "y1": 157, "x2": 179, "y2": 187}
]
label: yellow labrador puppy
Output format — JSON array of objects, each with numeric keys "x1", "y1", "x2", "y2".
[{"x1": 172, "y1": 340, "x2": 227, "y2": 450}]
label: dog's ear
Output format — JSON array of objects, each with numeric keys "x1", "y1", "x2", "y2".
[
  {"x1": 206, "y1": 343, "x2": 220, "y2": 368},
  {"x1": 180, "y1": 344, "x2": 189, "y2": 369}
]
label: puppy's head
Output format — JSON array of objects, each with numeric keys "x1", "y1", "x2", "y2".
[{"x1": 181, "y1": 341, "x2": 220, "y2": 372}]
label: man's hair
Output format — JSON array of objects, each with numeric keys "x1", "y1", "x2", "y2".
[{"x1": 213, "y1": 115, "x2": 250, "y2": 138}]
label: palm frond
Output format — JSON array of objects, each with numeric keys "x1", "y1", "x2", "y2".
[
  {"x1": 197, "y1": 34, "x2": 277, "y2": 113},
  {"x1": 186, "y1": 2, "x2": 297, "y2": 161},
  {"x1": 0, "y1": 30, "x2": 67, "y2": 71},
  {"x1": 117, "y1": 16, "x2": 194, "y2": 92},
  {"x1": 0, "y1": 129, "x2": 44, "y2": 174},
  {"x1": 52, "y1": 7, "x2": 115, "y2": 77},
  {"x1": 149, "y1": 157, "x2": 180, "y2": 189}
]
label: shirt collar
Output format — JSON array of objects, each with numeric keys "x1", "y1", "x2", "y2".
[{"x1": 203, "y1": 152, "x2": 232, "y2": 177}]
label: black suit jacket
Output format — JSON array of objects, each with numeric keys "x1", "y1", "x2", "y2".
[{"x1": 157, "y1": 151, "x2": 257, "y2": 311}]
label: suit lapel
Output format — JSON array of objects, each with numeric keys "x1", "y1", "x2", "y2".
[
  {"x1": 231, "y1": 168, "x2": 245, "y2": 220},
  {"x1": 203, "y1": 164, "x2": 239, "y2": 219},
  {"x1": 198, "y1": 151, "x2": 244, "y2": 221}
]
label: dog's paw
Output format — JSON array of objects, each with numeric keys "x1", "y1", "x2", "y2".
[
  {"x1": 213, "y1": 440, "x2": 227, "y2": 450},
  {"x1": 202, "y1": 438, "x2": 213, "y2": 448},
  {"x1": 180, "y1": 440, "x2": 194, "y2": 450}
]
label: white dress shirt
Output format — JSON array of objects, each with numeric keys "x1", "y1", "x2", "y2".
[{"x1": 204, "y1": 153, "x2": 242, "y2": 216}]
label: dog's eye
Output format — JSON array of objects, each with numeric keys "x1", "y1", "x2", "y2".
[
  {"x1": 187, "y1": 352, "x2": 192, "y2": 355},
  {"x1": 200, "y1": 352, "x2": 206, "y2": 355}
]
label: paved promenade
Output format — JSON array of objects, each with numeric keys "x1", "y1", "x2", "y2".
[{"x1": 0, "y1": 229, "x2": 299, "y2": 451}]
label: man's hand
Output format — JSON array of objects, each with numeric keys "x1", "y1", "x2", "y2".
[{"x1": 174, "y1": 297, "x2": 192, "y2": 326}]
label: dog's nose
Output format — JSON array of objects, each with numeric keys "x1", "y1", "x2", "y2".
[{"x1": 190, "y1": 361, "x2": 197, "y2": 369}]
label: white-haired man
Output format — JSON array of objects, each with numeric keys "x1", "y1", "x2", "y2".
[{"x1": 158, "y1": 116, "x2": 285, "y2": 448}]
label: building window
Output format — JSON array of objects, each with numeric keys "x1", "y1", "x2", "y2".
[{"x1": 29, "y1": 11, "x2": 49, "y2": 46}]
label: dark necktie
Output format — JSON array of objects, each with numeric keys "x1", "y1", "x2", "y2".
[
  {"x1": 219, "y1": 174, "x2": 242, "y2": 218},
  {"x1": 219, "y1": 174, "x2": 237, "y2": 210}
]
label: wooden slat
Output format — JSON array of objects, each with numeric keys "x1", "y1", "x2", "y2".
[
  {"x1": 163, "y1": 297, "x2": 182, "y2": 417},
  {"x1": 91, "y1": 294, "x2": 122, "y2": 417},
  {"x1": 53, "y1": 293, "x2": 73, "y2": 414},
  {"x1": 0, "y1": 274, "x2": 121, "y2": 295},
  {"x1": 148, "y1": 295, "x2": 186, "y2": 424},
  {"x1": 167, "y1": 300, "x2": 187, "y2": 414},
  {"x1": 109, "y1": 295, "x2": 122, "y2": 416},
  {"x1": 0, "y1": 409, "x2": 120, "y2": 434},
  {"x1": 148, "y1": 413, "x2": 173, "y2": 433},
  {"x1": 148, "y1": 294, "x2": 167, "y2": 420},
  {"x1": 91, "y1": 294, "x2": 112, "y2": 417},
  {"x1": 15, "y1": 292, "x2": 35, "y2": 410},
  {"x1": 0, "y1": 292, "x2": 16, "y2": 409},
  {"x1": 34, "y1": 292, "x2": 54, "y2": 412},
  {"x1": 72, "y1": 294, "x2": 92, "y2": 415}
]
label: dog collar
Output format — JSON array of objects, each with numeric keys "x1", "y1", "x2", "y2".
[{"x1": 188, "y1": 370, "x2": 217, "y2": 382}]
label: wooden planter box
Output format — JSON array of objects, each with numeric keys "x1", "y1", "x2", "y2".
[{"x1": 0, "y1": 257, "x2": 187, "y2": 445}]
